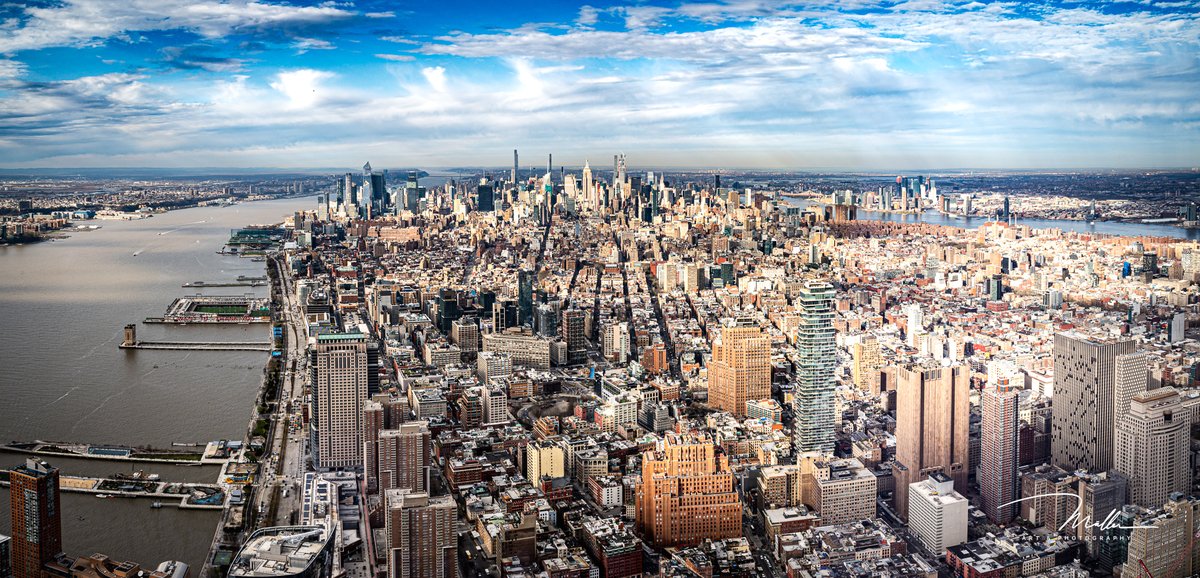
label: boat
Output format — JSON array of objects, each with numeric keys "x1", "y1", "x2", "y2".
[
  {"x1": 96, "y1": 494, "x2": 113, "y2": 499},
  {"x1": 151, "y1": 502, "x2": 163, "y2": 509}
]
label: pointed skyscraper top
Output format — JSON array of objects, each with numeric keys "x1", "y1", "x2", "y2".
[{"x1": 363, "y1": 162, "x2": 372, "y2": 173}]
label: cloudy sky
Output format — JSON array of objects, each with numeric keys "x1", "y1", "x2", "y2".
[{"x1": 0, "y1": 0, "x2": 1197, "y2": 170}]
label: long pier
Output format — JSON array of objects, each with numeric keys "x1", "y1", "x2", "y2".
[
  {"x1": 0, "y1": 476, "x2": 224, "y2": 509},
  {"x1": 121, "y1": 341, "x2": 273, "y2": 351}
]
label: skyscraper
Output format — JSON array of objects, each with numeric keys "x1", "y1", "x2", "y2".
[
  {"x1": 980, "y1": 362, "x2": 1020, "y2": 524},
  {"x1": 7, "y1": 459, "x2": 62, "y2": 578},
  {"x1": 1115, "y1": 388, "x2": 1190, "y2": 507},
  {"x1": 0, "y1": 535, "x2": 10, "y2": 578},
  {"x1": 517, "y1": 269, "x2": 534, "y2": 326},
  {"x1": 363, "y1": 394, "x2": 411, "y2": 494},
  {"x1": 476, "y1": 182, "x2": 494, "y2": 212},
  {"x1": 794, "y1": 281, "x2": 836, "y2": 453},
  {"x1": 1051, "y1": 332, "x2": 1136, "y2": 472},
  {"x1": 561, "y1": 308, "x2": 587, "y2": 365},
  {"x1": 635, "y1": 433, "x2": 742, "y2": 548},
  {"x1": 377, "y1": 422, "x2": 432, "y2": 496},
  {"x1": 384, "y1": 490, "x2": 457, "y2": 578},
  {"x1": 707, "y1": 322, "x2": 770, "y2": 418},
  {"x1": 893, "y1": 363, "x2": 970, "y2": 521},
  {"x1": 310, "y1": 333, "x2": 369, "y2": 469}
]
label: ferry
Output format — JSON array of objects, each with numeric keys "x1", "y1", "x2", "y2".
[
  {"x1": 151, "y1": 502, "x2": 164, "y2": 509},
  {"x1": 96, "y1": 494, "x2": 113, "y2": 499}
]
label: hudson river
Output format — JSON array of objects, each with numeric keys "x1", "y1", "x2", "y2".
[{"x1": 0, "y1": 196, "x2": 308, "y2": 572}]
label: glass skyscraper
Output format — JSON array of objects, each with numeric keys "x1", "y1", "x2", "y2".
[{"x1": 794, "y1": 281, "x2": 836, "y2": 454}]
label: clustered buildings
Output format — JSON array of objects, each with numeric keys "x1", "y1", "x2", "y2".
[{"x1": 5, "y1": 154, "x2": 1199, "y2": 578}]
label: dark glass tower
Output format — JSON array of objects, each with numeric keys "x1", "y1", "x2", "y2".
[{"x1": 8, "y1": 459, "x2": 62, "y2": 578}]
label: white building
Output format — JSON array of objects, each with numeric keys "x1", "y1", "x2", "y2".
[{"x1": 908, "y1": 472, "x2": 968, "y2": 555}]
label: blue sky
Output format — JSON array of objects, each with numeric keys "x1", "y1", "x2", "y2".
[{"x1": 0, "y1": 0, "x2": 1197, "y2": 169}]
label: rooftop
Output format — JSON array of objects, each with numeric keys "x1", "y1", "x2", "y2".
[{"x1": 227, "y1": 526, "x2": 332, "y2": 577}]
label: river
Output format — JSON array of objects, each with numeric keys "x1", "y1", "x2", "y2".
[
  {"x1": 0, "y1": 196, "x2": 309, "y2": 571},
  {"x1": 786, "y1": 198, "x2": 1200, "y2": 240}
]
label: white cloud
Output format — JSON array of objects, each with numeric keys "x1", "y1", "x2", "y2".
[
  {"x1": 375, "y1": 53, "x2": 415, "y2": 62},
  {"x1": 421, "y1": 66, "x2": 447, "y2": 92},
  {"x1": 293, "y1": 37, "x2": 334, "y2": 54},
  {"x1": 365, "y1": 11, "x2": 395, "y2": 19},
  {"x1": 0, "y1": 0, "x2": 354, "y2": 53},
  {"x1": 268, "y1": 69, "x2": 332, "y2": 109}
]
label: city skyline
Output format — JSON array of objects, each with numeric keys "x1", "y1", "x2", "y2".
[{"x1": 1, "y1": 0, "x2": 1198, "y2": 169}]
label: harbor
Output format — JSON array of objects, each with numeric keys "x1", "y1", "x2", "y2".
[{"x1": 0, "y1": 197, "x2": 308, "y2": 570}]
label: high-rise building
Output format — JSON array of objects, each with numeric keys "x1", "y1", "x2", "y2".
[
  {"x1": 635, "y1": 433, "x2": 742, "y2": 548},
  {"x1": 980, "y1": 365, "x2": 1020, "y2": 525},
  {"x1": 310, "y1": 333, "x2": 369, "y2": 469},
  {"x1": 377, "y1": 422, "x2": 431, "y2": 496},
  {"x1": 908, "y1": 473, "x2": 968, "y2": 555},
  {"x1": 1115, "y1": 388, "x2": 1190, "y2": 507},
  {"x1": 1119, "y1": 496, "x2": 1200, "y2": 578},
  {"x1": 561, "y1": 308, "x2": 587, "y2": 365},
  {"x1": 7, "y1": 459, "x2": 62, "y2": 578},
  {"x1": 526, "y1": 440, "x2": 565, "y2": 482},
  {"x1": 1114, "y1": 351, "x2": 1147, "y2": 425},
  {"x1": 1051, "y1": 332, "x2": 1136, "y2": 472},
  {"x1": 384, "y1": 490, "x2": 457, "y2": 578},
  {"x1": 707, "y1": 323, "x2": 770, "y2": 418},
  {"x1": 893, "y1": 364, "x2": 970, "y2": 521},
  {"x1": 794, "y1": 281, "x2": 837, "y2": 453},
  {"x1": 476, "y1": 182, "x2": 494, "y2": 212},
  {"x1": 363, "y1": 394, "x2": 410, "y2": 495},
  {"x1": 850, "y1": 334, "x2": 882, "y2": 394},
  {"x1": 517, "y1": 269, "x2": 535, "y2": 326}
]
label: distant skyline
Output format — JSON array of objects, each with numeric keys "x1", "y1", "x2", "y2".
[{"x1": 0, "y1": 0, "x2": 1197, "y2": 169}]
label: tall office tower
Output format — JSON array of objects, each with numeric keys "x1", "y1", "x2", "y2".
[
  {"x1": 707, "y1": 322, "x2": 770, "y2": 418},
  {"x1": 491, "y1": 299, "x2": 519, "y2": 332},
  {"x1": 405, "y1": 171, "x2": 420, "y2": 213},
  {"x1": 908, "y1": 473, "x2": 968, "y2": 554},
  {"x1": 512, "y1": 149, "x2": 518, "y2": 185},
  {"x1": 363, "y1": 162, "x2": 376, "y2": 208},
  {"x1": 476, "y1": 182, "x2": 494, "y2": 212},
  {"x1": 1114, "y1": 351, "x2": 1147, "y2": 423},
  {"x1": 1116, "y1": 388, "x2": 1190, "y2": 507},
  {"x1": 893, "y1": 364, "x2": 970, "y2": 521},
  {"x1": 850, "y1": 335, "x2": 882, "y2": 394},
  {"x1": 635, "y1": 434, "x2": 742, "y2": 548},
  {"x1": 1119, "y1": 495, "x2": 1200, "y2": 578},
  {"x1": 1051, "y1": 332, "x2": 1136, "y2": 472},
  {"x1": 980, "y1": 365, "x2": 1020, "y2": 524},
  {"x1": 363, "y1": 395, "x2": 411, "y2": 494},
  {"x1": 794, "y1": 281, "x2": 836, "y2": 453},
  {"x1": 450, "y1": 317, "x2": 480, "y2": 361},
  {"x1": 7, "y1": 459, "x2": 62, "y2": 578},
  {"x1": 344, "y1": 173, "x2": 355, "y2": 205},
  {"x1": 377, "y1": 422, "x2": 431, "y2": 495},
  {"x1": 517, "y1": 269, "x2": 534, "y2": 326},
  {"x1": 384, "y1": 490, "x2": 457, "y2": 578},
  {"x1": 581, "y1": 160, "x2": 593, "y2": 208},
  {"x1": 310, "y1": 333, "x2": 369, "y2": 469},
  {"x1": 561, "y1": 308, "x2": 587, "y2": 364},
  {"x1": 904, "y1": 303, "x2": 923, "y2": 346}
]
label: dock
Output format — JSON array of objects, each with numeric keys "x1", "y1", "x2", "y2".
[
  {"x1": 121, "y1": 341, "x2": 273, "y2": 351},
  {"x1": 1, "y1": 474, "x2": 225, "y2": 510},
  {"x1": 182, "y1": 281, "x2": 266, "y2": 287}
]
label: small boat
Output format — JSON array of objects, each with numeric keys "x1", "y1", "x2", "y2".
[
  {"x1": 151, "y1": 502, "x2": 163, "y2": 509},
  {"x1": 96, "y1": 494, "x2": 113, "y2": 499}
]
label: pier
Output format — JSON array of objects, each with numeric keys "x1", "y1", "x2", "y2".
[
  {"x1": 120, "y1": 324, "x2": 273, "y2": 351},
  {"x1": 0, "y1": 475, "x2": 225, "y2": 509}
]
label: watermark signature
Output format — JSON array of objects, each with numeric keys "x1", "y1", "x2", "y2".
[{"x1": 999, "y1": 493, "x2": 1155, "y2": 534}]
